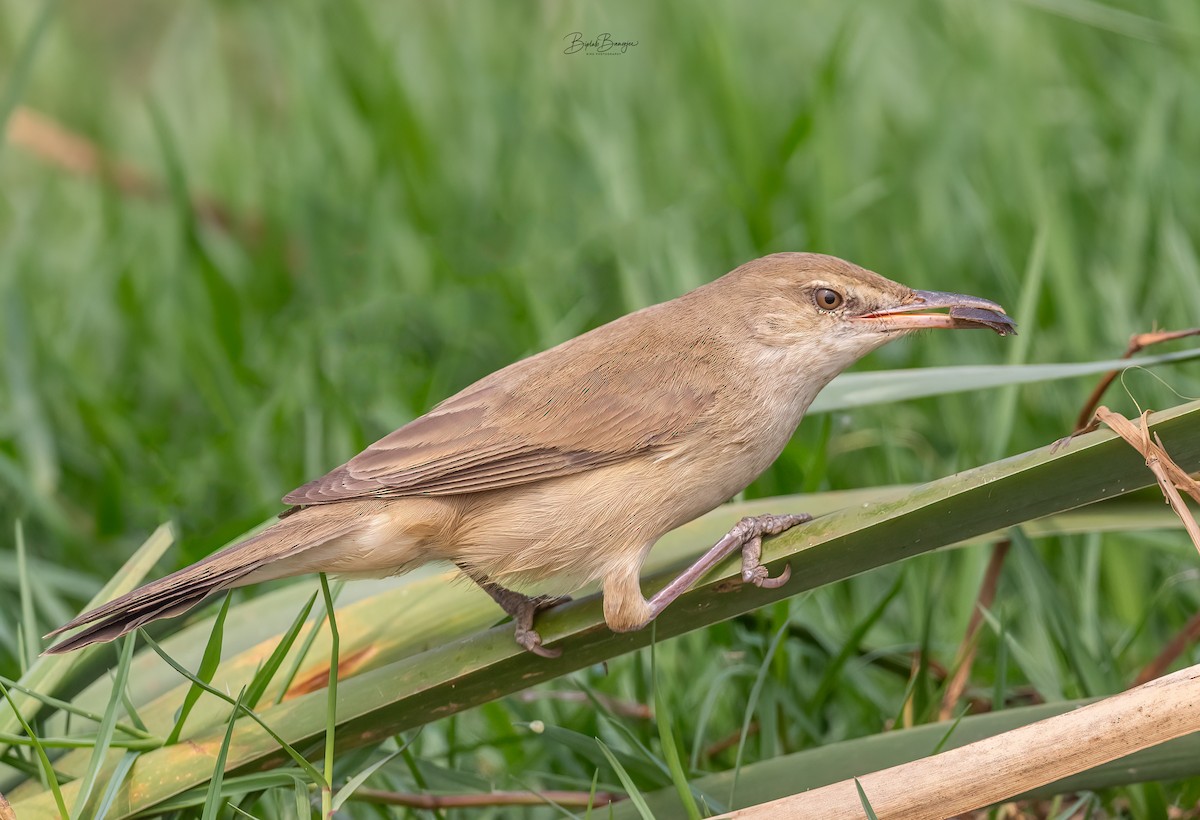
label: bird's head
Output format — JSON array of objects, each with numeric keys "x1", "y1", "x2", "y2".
[{"x1": 720, "y1": 252, "x2": 1014, "y2": 380}]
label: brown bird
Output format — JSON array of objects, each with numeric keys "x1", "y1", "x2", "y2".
[{"x1": 46, "y1": 253, "x2": 1013, "y2": 657}]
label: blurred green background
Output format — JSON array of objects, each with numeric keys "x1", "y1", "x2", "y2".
[{"x1": 2, "y1": 0, "x2": 1200, "y2": 813}]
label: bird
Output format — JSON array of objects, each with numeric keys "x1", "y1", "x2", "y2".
[{"x1": 46, "y1": 252, "x2": 1014, "y2": 657}]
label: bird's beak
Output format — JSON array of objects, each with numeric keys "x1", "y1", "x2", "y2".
[{"x1": 853, "y1": 290, "x2": 1017, "y2": 336}]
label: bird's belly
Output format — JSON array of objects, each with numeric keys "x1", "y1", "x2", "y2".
[{"x1": 441, "y1": 444, "x2": 782, "y2": 588}]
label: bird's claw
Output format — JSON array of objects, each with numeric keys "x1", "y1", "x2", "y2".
[
  {"x1": 515, "y1": 594, "x2": 569, "y2": 657},
  {"x1": 467, "y1": 572, "x2": 568, "y2": 658},
  {"x1": 743, "y1": 560, "x2": 791, "y2": 589},
  {"x1": 736, "y1": 513, "x2": 808, "y2": 591},
  {"x1": 515, "y1": 626, "x2": 561, "y2": 658}
]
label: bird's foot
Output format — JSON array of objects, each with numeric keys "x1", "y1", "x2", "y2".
[
  {"x1": 735, "y1": 513, "x2": 811, "y2": 589},
  {"x1": 741, "y1": 546, "x2": 792, "y2": 588},
  {"x1": 511, "y1": 594, "x2": 569, "y2": 658},
  {"x1": 514, "y1": 624, "x2": 561, "y2": 658},
  {"x1": 462, "y1": 568, "x2": 569, "y2": 658},
  {"x1": 642, "y1": 512, "x2": 813, "y2": 624}
]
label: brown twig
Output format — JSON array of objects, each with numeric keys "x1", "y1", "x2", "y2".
[
  {"x1": 899, "y1": 652, "x2": 919, "y2": 728},
  {"x1": 1089, "y1": 408, "x2": 1200, "y2": 549},
  {"x1": 1054, "y1": 332, "x2": 1200, "y2": 691},
  {"x1": 6, "y1": 107, "x2": 155, "y2": 195},
  {"x1": 919, "y1": 651, "x2": 951, "y2": 683},
  {"x1": 703, "y1": 721, "x2": 760, "y2": 759},
  {"x1": 939, "y1": 539, "x2": 1012, "y2": 721},
  {"x1": 1083, "y1": 407, "x2": 1200, "y2": 685},
  {"x1": 952, "y1": 331, "x2": 1200, "y2": 722},
  {"x1": 347, "y1": 787, "x2": 619, "y2": 809},
  {"x1": 891, "y1": 650, "x2": 958, "y2": 729},
  {"x1": 1073, "y1": 328, "x2": 1200, "y2": 433},
  {"x1": 0, "y1": 791, "x2": 14, "y2": 820},
  {"x1": 718, "y1": 664, "x2": 1200, "y2": 818},
  {"x1": 1135, "y1": 610, "x2": 1200, "y2": 687},
  {"x1": 4, "y1": 105, "x2": 261, "y2": 239}
]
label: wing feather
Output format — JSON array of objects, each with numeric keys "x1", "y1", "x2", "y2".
[{"x1": 282, "y1": 318, "x2": 720, "y2": 505}]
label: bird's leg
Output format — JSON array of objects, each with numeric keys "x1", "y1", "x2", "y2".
[
  {"x1": 459, "y1": 566, "x2": 568, "y2": 658},
  {"x1": 643, "y1": 513, "x2": 811, "y2": 622}
]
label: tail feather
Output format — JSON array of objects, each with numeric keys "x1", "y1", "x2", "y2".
[
  {"x1": 44, "y1": 506, "x2": 359, "y2": 654},
  {"x1": 42, "y1": 588, "x2": 218, "y2": 655}
]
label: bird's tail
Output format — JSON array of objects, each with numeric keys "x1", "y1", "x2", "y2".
[{"x1": 43, "y1": 506, "x2": 359, "y2": 654}]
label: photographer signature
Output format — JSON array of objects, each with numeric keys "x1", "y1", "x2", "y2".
[{"x1": 563, "y1": 32, "x2": 639, "y2": 55}]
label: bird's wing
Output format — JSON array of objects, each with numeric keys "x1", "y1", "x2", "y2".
[{"x1": 282, "y1": 347, "x2": 716, "y2": 505}]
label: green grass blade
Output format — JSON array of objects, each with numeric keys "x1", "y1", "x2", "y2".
[
  {"x1": 201, "y1": 687, "x2": 247, "y2": 820},
  {"x1": 117, "y1": 679, "x2": 148, "y2": 737},
  {"x1": 244, "y1": 591, "x2": 317, "y2": 709},
  {"x1": 15, "y1": 522, "x2": 37, "y2": 673},
  {"x1": 0, "y1": 0, "x2": 62, "y2": 144},
  {"x1": 806, "y1": 571, "x2": 905, "y2": 713},
  {"x1": 981, "y1": 605, "x2": 1064, "y2": 702},
  {"x1": 596, "y1": 739, "x2": 654, "y2": 820},
  {"x1": 147, "y1": 772, "x2": 308, "y2": 814},
  {"x1": 166, "y1": 593, "x2": 232, "y2": 745},
  {"x1": 0, "y1": 681, "x2": 66, "y2": 818},
  {"x1": 0, "y1": 733, "x2": 154, "y2": 750},
  {"x1": 651, "y1": 640, "x2": 700, "y2": 820},
  {"x1": 6, "y1": 7, "x2": 1200, "y2": 812},
  {"x1": 536, "y1": 723, "x2": 659, "y2": 790},
  {"x1": 596, "y1": 711, "x2": 673, "y2": 787},
  {"x1": 931, "y1": 709, "x2": 969, "y2": 756},
  {"x1": 585, "y1": 769, "x2": 600, "y2": 820},
  {"x1": 2, "y1": 525, "x2": 174, "y2": 746},
  {"x1": 730, "y1": 622, "x2": 789, "y2": 807},
  {"x1": 331, "y1": 739, "x2": 414, "y2": 812},
  {"x1": 689, "y1": 662, "x2": 754, "y2": 771},
  {"x1": 273, "y1": 585, "x2": 339, "y2": 706},
  {"x1": 319, "y1": 573, "x2": 339, "y2": 819},
  {"x1": 71, "y1": 633, "x2": 136, "y2": 819},
  {"x1": 0, "y1": 676, "x2": 153, "y2": 739},
  {"x1": 810, "y1": 348, "x2": 1200, "y2": 413},
  {"x1": 293, "y1": 776, "x2": 310, "y2": 818},
  {"x1": 619, "y1": 699, "x2": 1200, "y2": 817},
  {"x1": 987, "y1": 226, "x2": 1048, "y2": 462},
  {"x1": 9, "y1": 399, "x2": 1200, "y2": 817},
  {"x1": 855, "y1": 777, "x2": 880, "y2": 820},
  {"x1": 93, "y1": 751, "x2": 138, "y2": 820},
  {"x1": 140, "y1": 634, "x2": 327, "y2": 788}
]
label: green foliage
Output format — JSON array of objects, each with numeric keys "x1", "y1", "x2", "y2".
[
  {"x1": 0, "y1": 680, "x2": 66, "y2": 817},
  {"x1": 167, "y1": 592, "x2": 231, "y2": 745},
  {"x1": 70, "y1": 634, "x2": 134, "y2": 819},
  {"x1": 3, "y1": 409, "x2": 1198, "y2": 816},
  {"x1": 2, "y1": 0, "x2": 1200, "y2": 816}
]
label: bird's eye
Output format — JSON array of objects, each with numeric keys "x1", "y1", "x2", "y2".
[{"x1": 814, "y1": 288, "x2": 844, "y2": 311}]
